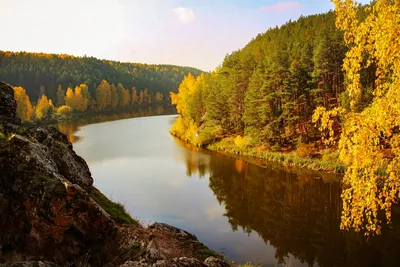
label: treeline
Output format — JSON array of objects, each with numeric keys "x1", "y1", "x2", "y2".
[
  {"x1": 170, "y1": 10, "x2": 374, "y2": 150},
  {"x1": 0, "y1": 51, "x2": 202, "y2": 103},
  {"x1": 13, "y1": 80, "x2": 165, "y2": 121}
]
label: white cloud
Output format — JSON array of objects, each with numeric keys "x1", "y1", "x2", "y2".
[
  {"x1": 173, "y1": 7, "x2": 196, "y2": 24},
  {"x1": 260, "y1": 2, "x2": 302, "y2": 13}
]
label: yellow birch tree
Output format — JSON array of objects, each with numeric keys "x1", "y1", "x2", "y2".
[
  {"x1": 13, "y1": 86, "x2": 33, "y2": 121},
  {"x1": 315, "y1": 0, "x2": 400, "y2": 235}
]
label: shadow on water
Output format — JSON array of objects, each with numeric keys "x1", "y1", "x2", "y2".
[{"x1": 172, "y1": 137, "x2": 400, "y2": 267}]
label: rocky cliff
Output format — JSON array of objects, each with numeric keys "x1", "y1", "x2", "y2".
[{"x1": 0, "y1": 82, "x2": 231, "y2": 267}]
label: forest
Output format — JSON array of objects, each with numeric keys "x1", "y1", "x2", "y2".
[
  {"x1": 0, "y1": 51, "x2": 202, "y2": 100},
  {"x1": 171, "y1": 10, "x2": 355, "y2": 148},
  {"x1": 0, "y1": 51, "x2": 202, "y2": 121},
  {"x1": 12, "y1": 79, "x2": 167, "y2": 122},
  {"x1": 170, "y1": 0, "x2": 400, "y2": 236}
]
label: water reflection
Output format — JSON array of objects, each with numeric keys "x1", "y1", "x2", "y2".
[
  {"x1": 57, "y1": 105, "x2": 169, "y2": 143},
  {"x1": 172, "y1": 137, "x2": 211, "y2": 177},
  {"x1": 173, "y1": 137, "x2": 400, "y2": 267},
  {"x1": 67, "y1": 113, "x2": 400, "y2": 267}
]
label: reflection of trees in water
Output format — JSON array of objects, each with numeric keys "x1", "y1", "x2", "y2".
[
  {"x1": 57, "y1": 105, "x2": 165, "y2": 143},
  {"x1": 172, "y1": 137, "x2": 210, "y2": 177},
  {"x1": 210, "y1": 160, "x2": 400, "y2": 267},
  {"x1": 57, "y1": 120, "x2": 85, "y2": 143},
  {"x1": 209, "y1": 162, "x2": 344, "y2": 266},
  {"x1": 177, "y1": 148, "x2": 400, "y2": 267}
]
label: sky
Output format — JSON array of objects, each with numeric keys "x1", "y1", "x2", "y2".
[{"x1": 0, "y1": 0, "x2": 370, "y2": 71}]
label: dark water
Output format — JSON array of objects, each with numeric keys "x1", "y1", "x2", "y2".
[{"x1": 57, "y1": 113, "x2": 400, "y2": 267}]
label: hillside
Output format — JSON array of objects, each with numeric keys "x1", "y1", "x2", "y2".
[
  {"x1": 0, "y1": 51, "x2": 203, "y2": 102},
  {"x1": 170, "y1": 10, "x2": 374, "y2": 149},
  {"x1": 171, "y1": 0, "x2": 400, "y2": 237}
]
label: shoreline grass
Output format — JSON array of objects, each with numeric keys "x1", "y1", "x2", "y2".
[{"x1": 206, "y1": 138, "x2": 346, "y2": 174}]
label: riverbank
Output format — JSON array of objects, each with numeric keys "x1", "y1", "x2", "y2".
[
  {"x1": 171, "y1": 129, "x2": 346, "y2": 174},
  {"x1": 207, "y1": 137, "x2": 346, "y2": 173}
]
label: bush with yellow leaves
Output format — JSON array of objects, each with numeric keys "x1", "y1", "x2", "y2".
[{"x1": 234, "y1": 135, "x2": 252, "y2": 149}]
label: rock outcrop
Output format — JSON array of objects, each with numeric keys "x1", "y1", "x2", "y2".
[
  {"x1": 0, "y1": 82, "x2": 116, "y2": 265},
  {"x1": 0, "y1": 82, "x2": 20, "y2": 125},
  {"x1": 0, "y1": 81, "x2": 232, "y2": 267}
]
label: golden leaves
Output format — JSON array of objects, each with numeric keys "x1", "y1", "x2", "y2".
[
  {"x1": 13, "y1": 86, "x2": 33, "y2": 122},
  {"x1": 330, "y1": 0, "x2": 400, "y2": 235},
  {"x1": 56, "y1": 105, "x2": 73, "y2": 119},
  {"x1": 234, "y1": 135, "x2": 252, "y2": 149},
  {"x1": 35, "y1": 94, "x2": 53, "y2": 120},
  {"x1": 170, "y1": 73, "x2": 208, "y2": 146},
  {"x1": 65, "y1": 84, "x2": 90, "y2": 112},
  {"x1": 312, "y1": 106, "x2": 345, "y2": 145}
]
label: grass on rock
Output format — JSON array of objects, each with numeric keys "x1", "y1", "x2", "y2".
[{"x1": 90, "y1": 187, "x2": 138, "y2": 226}]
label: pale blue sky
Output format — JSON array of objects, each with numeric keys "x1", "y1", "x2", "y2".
[{"x1": 0, "y1": 0, "x2": 369, "y2": 71}]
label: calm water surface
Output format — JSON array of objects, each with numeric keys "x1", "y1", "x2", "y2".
[{"x1": 58, "y1": 113, "x2": 400, "y2": 267}]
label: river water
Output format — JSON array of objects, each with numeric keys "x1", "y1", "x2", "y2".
[{"x1": 57, "y1": 111, "x2": 400, "y2": 267}]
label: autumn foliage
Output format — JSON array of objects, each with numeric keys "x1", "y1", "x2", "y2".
[
  {"x1": 170, "y1": 11, "x2": 354, "y2": 149},
  {"x1": 13, "y1": 86, "x2": 33, "y2": 122},
  {"x1": 65, "y1": 84, "x2": 90, "y2": 112},
  {"x1": 56, "y1": 105, "x2": 73, "y2": 119},
  {"x1": 35, "y1": 95, "x2": 54, "y2": 120},
  {"x1": 0, "y1": 51, "x2": 202, "y2": 102},
  {"x1": 11, "y1": 79, "x2": 165, "y2": 122},
  {"x1": 330, "y1": 0, "x2": 400, "y2": 235}
]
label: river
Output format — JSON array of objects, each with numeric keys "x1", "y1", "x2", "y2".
[{"x1": 56, "y1": 111, "x2": 400, "y2": 267}]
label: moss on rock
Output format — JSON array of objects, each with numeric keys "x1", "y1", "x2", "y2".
[{"x1": 89, "y1": 187, "x2": 138, "y2": 226}]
